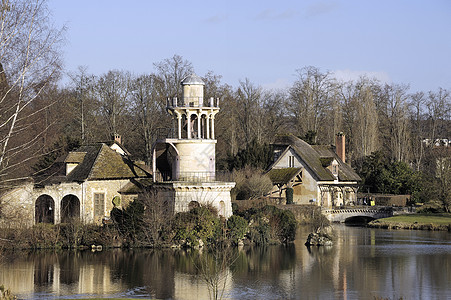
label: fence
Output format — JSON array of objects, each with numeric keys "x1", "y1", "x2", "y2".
[{"x1": 153, "y1": 171, "x2": 233, "y2": 183}]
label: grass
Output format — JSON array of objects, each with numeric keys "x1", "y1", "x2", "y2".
[
  {"x1": 379, "y1": 213, "x2": 451, "y2": 225},
  {"x1": 369, "y1": 213, "x2": 451, "y2": 230}
]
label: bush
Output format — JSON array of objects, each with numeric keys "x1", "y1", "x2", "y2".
[
  {"x1": 237, "y1": 205, "x2": 297, "y2": 244},
  {"x1": 286, "y1": 188, "x2": 294, "y2": 204},
  {"x1": 232, "y1": 166, "x2": 273, "y2": 200},
  {"x1": 172, "y1": 205, "x2": 223, "y2": 247},
  {"x1": 227, "y1": 215, "x2": 248, "y2": 244}
]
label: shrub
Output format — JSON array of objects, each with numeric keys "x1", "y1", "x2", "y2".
[
  {"x1": 232, "y1": 166, "x2": 273, "y2": 200},
  {"x1": 237, "y1": 205, "x2": 297, "y2": 244},
  {"x1": 286, "y1": 188, "x2": 294, "y2": 204},
  {"x1": 227, "y1": 215, "x2": 248, "y2": 244},
  {"x1": 171, "y1": 205, "x2": 223, "y2": 247}
]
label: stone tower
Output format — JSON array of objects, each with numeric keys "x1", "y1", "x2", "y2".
[{"x1": 151, "y1": 74, "x2": 234, "y2": 218}]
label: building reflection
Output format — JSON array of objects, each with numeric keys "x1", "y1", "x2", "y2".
[{"x1": 0, "y1": 227, "x2": 450, "y2": 299}]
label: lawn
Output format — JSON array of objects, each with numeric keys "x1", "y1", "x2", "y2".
[
  {"x1": 380, "y1": 213, "x2": 451, "y2": 225},
  {"x1": 369, "y1": 213, "x2": 451, "y2": 230}
]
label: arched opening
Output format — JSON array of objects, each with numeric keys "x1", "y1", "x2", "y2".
[
  {"x1": 188, "y1": 201, "x2": 200, "y2": 211},
  {"x1": 344, "y1": 216, "x2": 375, "y2": 225},
  {"x1": 190, "y1": 114, "x2": 199, "y2": 138},
  {"x1": 61, "y1": 194, "x2": 80, "y2": 223},
  {"x1": 35, "y1": 195, "x2": 55, "y2": 224},
  {"x1": 200, "y1": 114, "x2": 208, "y2": 139},
  {"x1": 181, "y1": 114, "x2": 188, "y2": 138}
]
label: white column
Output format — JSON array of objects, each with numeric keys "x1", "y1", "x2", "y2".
[
  {"x1": 197, "y1": 113, "x2": 201, "y2": 139},
  {"x1": 177, "y1": 115, "x2": 182, "y2": 139},
  {"x1": 206, "y1": 115, "x2": 210, "y2": 139},
  {"x1": 187, "y1": 111, "x2": 191, "y2": 139},
  {"x1": 211, "y1": 117, "x2": 215, "y2": 139}
]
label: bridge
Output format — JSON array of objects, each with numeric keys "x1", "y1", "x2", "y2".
[{"x1": 322, "y1": 206, "x2": 394, "y2": 223}]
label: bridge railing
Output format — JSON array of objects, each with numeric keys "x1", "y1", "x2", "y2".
[{"x1": 322, "y1": 206, "x2": 393, "y2": 214}]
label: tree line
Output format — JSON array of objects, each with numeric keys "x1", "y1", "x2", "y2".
[
  {"x1": 59, "y1": 62, "x2": 450, "y2": 167},
  {"x1": 0, "y1": 0, "x2": 449, "y2": 209}
]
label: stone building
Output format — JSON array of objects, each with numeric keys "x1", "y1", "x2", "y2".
[
  {"x1": 0, "y1": 74, "x2": 235, "y2": 227},
  {"x1": 267, "y1": 133, "x2": 361, "y2": 207},
  {"x1": 0, "y1": 139, "x2": 150, "y2": 227},
  {"x1": 149, "y1": 73, "x2": 235, "y2": 218}
]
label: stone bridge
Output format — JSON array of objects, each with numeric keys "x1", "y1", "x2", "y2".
[{"x1": 322, "y1": 206, "x2": 394, "y2": 223}]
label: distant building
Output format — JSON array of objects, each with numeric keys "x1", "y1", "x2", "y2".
[
  {"x1": 422, "y1": 138, "x2": 450, "y2": 147},
  {"x1": 267, "y1": 133, "x2": 361, "y2": 207}
]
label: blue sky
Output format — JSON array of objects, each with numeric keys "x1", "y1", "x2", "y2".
[{"x1": 48, "y1": 0, "x2": 451, "y2": 92}]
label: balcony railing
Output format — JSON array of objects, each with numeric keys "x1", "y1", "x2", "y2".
[
  {"x1": 153, "y1": 171, "x2": 233, "y2": 183},
  {"x1": 167, "y1": 97, "x2": 220, "y2": 108},
  {"x1": 155, "y1": 128, "x2": 177, "y2": 140}
]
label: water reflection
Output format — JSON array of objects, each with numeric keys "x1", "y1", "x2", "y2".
[{"x1": 0, "y1": 226, "x2": 450, "y2": 299}]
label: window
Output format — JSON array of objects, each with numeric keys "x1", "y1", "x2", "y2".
[
  {"x1": 289, "y1": 155, "x2": 295, "y2": 167},
  {"x1": 332, "y1": 165, "x2": 338, "y2": 175},
  {"x1": 94, "y1": 193, "x2": 105, "y2": 217}
]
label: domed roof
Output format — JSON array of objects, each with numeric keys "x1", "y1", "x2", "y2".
[{"x1": 181, "y1": 73, "x2": 205, "y2": 85}]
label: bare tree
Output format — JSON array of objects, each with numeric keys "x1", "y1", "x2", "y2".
[
  {"x1": 376, "y1": 83, "x2": 411, "y2": 162},
  {"x1": 94, "y1": 70, "x2": 131, "y2": 139},
  {"x1": 67, "y1": 66, "x2": 96, "y2": 143},
  {"x1": 154, "y1": 54, "x2": 193, "y2": 99},
  {"x1": 130, "y1": 73, "x2": 167, "y2": 166},
  {"x1": 287, "y1": 66, "x2": 334, "y2": 143},
  {"x1": 0, "y1": 0, "x2": 64, "y2": 189},
  {"x1": 234, "y1": 78, "x2": 264, "y2": 146},
  {"x1": 261, "y1": 89, "x2": 289, "y2": 143},
  {"x1": 354, "y1": 79, "x2": 379, "y2": 157},
  {"x1": 409, "y1": 91, "x2": 426, "y2": 171},
  {"x1": 426, "y1": 88, "x2": 450, "y2": 141}
]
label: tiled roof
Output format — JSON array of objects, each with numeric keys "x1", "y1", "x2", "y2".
[
  {"x1": 67, "y1": 144, "x2": 150, "y2": 181},
  {"x1": 35, "y1": 143, "x2": 151, "y2": 185},
  {"x1": 272, "y1": 134, "x2": 361, "y2": 182},
  {"x1": 273, "y1": 135, "x2": 335, "y2": 181},
  {"x1": 267, "y1": 168, "x2": 302, "y2": 185},
  {"x1": 65, "y1": 152, "x2": 86, "y2": 163},
  {"x1": 118, "y1": 178, "x2": 154, "y2": 194}
]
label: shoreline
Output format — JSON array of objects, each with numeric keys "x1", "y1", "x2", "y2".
[{"x1": 368, "y1": 213, "x2": 451, "y2": 231}]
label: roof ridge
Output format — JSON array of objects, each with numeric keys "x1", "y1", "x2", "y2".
[{"x1": 86, "y1": 143, "x2": 106, "y2": 179}]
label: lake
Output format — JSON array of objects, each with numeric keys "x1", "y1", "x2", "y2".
[{"x1": 1, "y1": 225, "x2": 451, "y2": 299}]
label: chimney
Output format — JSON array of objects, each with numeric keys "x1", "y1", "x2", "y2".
[
  {"x1": 114, "y1": 134, "x2": 122, "y2": 144},
  {"x1": 335, "y1": 132, "x2": 345, "y2": 163}
]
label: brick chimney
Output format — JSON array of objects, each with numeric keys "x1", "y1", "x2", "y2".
[{"x1": 335, "y1": 132, "x2": 345, "y2": 163}]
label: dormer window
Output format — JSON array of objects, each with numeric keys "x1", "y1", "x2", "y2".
[
  {"x1": 64, "y1": 152, "x2": 86, "y2": 175},
  {"x1": 332, "y1": 164, "x2": 338, "y2": 176},
  {"x1": 332, "y1": 161, "x2": 339, "y2": 177}
]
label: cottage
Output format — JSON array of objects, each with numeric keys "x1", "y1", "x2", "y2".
[
  {"x1": 267, "y1": 133, "x2": 361, "y2": 207},
  {"x1": 0, "y1": 139, "x2": 150, "y2": 227}
]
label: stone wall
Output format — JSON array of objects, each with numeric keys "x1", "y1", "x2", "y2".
[
  {"x1": 84, "y1": 179, "x2": 131, "y2": 224},
  {"x1": 0, "y1": 179, "x2": 133, "y2": 227},
  {"x1": 153, "y1": 181, "x2": 235, "y2": 218}
]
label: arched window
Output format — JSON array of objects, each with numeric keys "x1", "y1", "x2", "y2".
[
  {"x1": 35, "y1": 195, "x2": 55, "y2": 224},
  {"x1": 61, "y1": 194, "x2": 80, "y2": 223}
]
